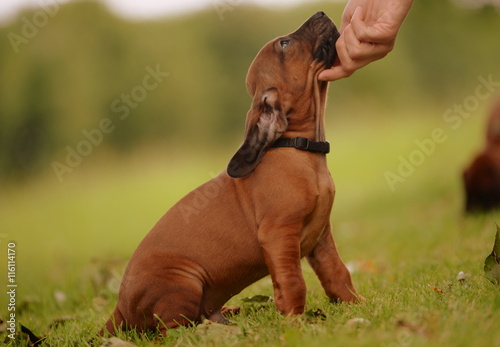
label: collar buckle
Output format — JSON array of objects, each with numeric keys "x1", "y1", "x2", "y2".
[{"x1": 294, "y1": 137, "x2": 310, "y2": 150}]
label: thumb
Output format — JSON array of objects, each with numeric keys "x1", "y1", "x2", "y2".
[{"x1": 318, "y1": 65, "x2": 352, "y2": 81}]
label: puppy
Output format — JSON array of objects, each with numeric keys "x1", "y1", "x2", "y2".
[
  {"x1": 463, "y1": 99, "x2": 500, "y2": 212},
  {"x1": 102, "y1": 11, "x2": 359, "y2": 335}
]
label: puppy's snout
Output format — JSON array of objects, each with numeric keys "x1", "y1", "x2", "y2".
[
  {"x1": 311, "y1": 11, "x2": 327, "y2": 20},
  {"x1": 303, "y1": 12, "x2": 339, "y2": 67},
  {"x1": 294, "y1": 11, "x2": 336, "y2": 39},
  {"x1": 309, "y1": 11, "x2": 333, "y2": 29}
]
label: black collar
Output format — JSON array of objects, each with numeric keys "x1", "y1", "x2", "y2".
[{"x1": 270, "y1": 137, "x2": 330, "y2": 154}]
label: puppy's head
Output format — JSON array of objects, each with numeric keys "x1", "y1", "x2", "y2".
[{"x1": 228, "y1": 12, "x2": 339, "y2": 178}]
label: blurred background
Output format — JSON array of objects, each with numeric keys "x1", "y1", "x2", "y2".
[
  {"x1": 0, "y1": 0, "x2": 499, "y2": 181},
  {"x1": 1, "y1": 0, "x2": 500, "y2": 294}
]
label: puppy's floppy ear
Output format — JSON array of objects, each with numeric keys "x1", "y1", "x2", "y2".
[{"x1": 227, "y1": 88, "x2": 287, "y2": 178}]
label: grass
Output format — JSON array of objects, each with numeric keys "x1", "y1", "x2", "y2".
[{"x1": 1, "y1": 106, "x2": 500, "y2": 346}]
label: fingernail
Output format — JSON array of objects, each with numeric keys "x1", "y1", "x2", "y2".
[{"x1": 352, "y1": 6, "x2": 362, "y2": 19}]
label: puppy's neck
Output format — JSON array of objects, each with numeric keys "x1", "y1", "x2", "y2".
[
  {"x1": 282, "y1": 80, "x2": 329, "y2": 142},
  {"x1": 313, "y1": 79, "x2": 329, "y2": 142}
]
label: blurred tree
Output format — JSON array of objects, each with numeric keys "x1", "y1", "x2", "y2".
[{"x1": 0, "y1": 0, "x2": 498, "y2": 181}]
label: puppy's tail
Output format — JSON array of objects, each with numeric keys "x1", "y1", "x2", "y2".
[{"x1": 99, "y1": 308, "x2": 125, "y2": 336}]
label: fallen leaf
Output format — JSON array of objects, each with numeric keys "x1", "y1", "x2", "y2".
[
  {"x1": 20, "y1": 324, "x2": 45, "y2": 346},
  {"x1": 305, "y1": 309, "x2": 327, "y2": 320},
  {"x1": 484, "y1": 225, "x2": 500, "y2": 286},
  {"x1": 427, "y1": 284, "x2": 445, "y2": 295}
]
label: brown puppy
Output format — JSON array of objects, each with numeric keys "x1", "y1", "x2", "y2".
[
  {"x1": 464, "y1": 99, "x2": 500, "y2": 212},
  {"x1": 102, "y1": 11, "x2": 359, "y2": 335}
]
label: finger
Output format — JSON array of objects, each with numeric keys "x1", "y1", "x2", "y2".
[
  {"x1": 339, "y1": 5, "x2": 363, "y2": 33},
  {"x1": 343, "y1": 23, "x2": 393, "y2": 61},
  {"x1": 318, "y1": 35, "x2": 355, "y2": 81},
  {"x1": 350, "y1": 9, "x2": 397, "y2": 44},
  {"x1": 318, "y1": 65, "x2": 353, "y2": 82}
]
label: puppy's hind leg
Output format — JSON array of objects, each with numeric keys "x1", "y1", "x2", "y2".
[{"x1": 152, "y1": 273, "x2": 206, "y2": 335}]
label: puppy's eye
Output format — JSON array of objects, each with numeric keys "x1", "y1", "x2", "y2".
[{"x1": 279, "y1": 39, "x2": 291, "y2": 50}]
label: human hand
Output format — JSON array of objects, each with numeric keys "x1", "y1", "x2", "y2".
[{"x1": 319, "y1": 0, "x2": 413, "y2": 81}]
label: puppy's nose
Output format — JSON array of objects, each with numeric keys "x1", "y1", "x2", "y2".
[{"x1": 313, "y1": 11, "x2": 326, "y2": 19}]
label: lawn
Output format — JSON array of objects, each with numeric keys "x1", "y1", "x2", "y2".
[{"x1": 1, "y1": 106, "x2": 500, "y2": 346}]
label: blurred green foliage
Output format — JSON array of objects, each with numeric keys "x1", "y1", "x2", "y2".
[{"x1": 0, "y1": 0, "x2": 499, "y2": 180}]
